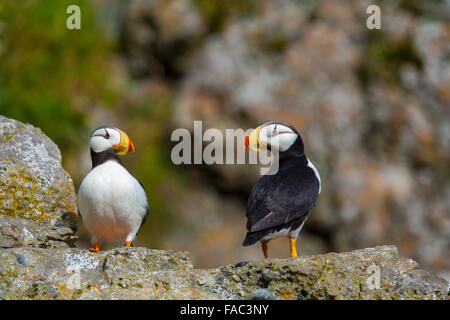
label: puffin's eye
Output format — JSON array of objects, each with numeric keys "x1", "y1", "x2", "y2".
[
  {"x1": 271, "y1": 126, "x2": 279, "y2": 136},
  {"x1": 104, "y1": 129, "x2": 110, "y2": 139}
]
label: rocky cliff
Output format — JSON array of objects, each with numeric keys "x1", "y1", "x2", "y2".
[
  {"x1": 0, "y1": 116, "x2": 448, "y2": 300},
  {"x1": 0, "y1": 219, "x2": 448, "y2": 300}
]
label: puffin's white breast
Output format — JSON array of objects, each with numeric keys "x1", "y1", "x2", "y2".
[{"x1": 77, "y1": 161, "x2": 148, "y2": 241}]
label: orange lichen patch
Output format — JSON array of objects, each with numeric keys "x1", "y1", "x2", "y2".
[{"x1": 277, "y1": 288, "x2": 295, "y2": 300}]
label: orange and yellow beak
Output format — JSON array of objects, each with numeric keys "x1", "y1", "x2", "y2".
[
  {"x1": 113, "y1": 130, "x2": 135, "y2": 156},
  {"x1": 245, "y1": 125, "x2": 262, "y2": 151}
]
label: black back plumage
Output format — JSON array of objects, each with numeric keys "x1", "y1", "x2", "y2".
[{"x1": 243, "y1": 138, "x2": 320, "y2": 246}]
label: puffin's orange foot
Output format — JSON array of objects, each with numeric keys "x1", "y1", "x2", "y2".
[
  {"x1": 125, "y1": 240, "x2": 132, "y2": 247},
  {"x1": 289, "y1": 237, "x2": 298, "y2": 258},
  {"x1": 90, "y1": 240, "x2": 100, "y2": 252},
  {"x1": 261, "y1": 241, "x2": 269, "y2": 259}
]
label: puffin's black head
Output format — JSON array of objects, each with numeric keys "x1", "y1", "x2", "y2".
[
  {"x1": 245, "y1": 120, "x2": 304, "y2": 156},
  {"x1": 90, "y1": 127, "x2": 135, "y2": 155}
]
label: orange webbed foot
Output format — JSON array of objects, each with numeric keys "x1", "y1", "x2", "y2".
[
  {"x1": 90, "y1": 240, "x2": 100, "y2": 252},
  {"x1": 261, "y1": 241, "x2": 269, "y2": 259},
  {"x1": 289, "y1": 237, "x2": 298, "y2": 258}
]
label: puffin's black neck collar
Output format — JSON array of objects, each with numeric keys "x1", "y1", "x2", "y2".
[
  {"x1": 278, "y1": 136, "x2": 305, "y2": 162},
  {"x1": 90, "y1": 148, "x2": 124, "y2": 169},
  {"x1": 264, "y1": 138, "x2": 306, "y2": 175}
]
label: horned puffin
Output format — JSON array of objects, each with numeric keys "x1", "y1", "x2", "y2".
[
  {"x1": 77, "y1": 127, "x2": 149, "y2": 252},
  {"x1": 243, "y1": 120, "x2": 321, "y2": 258}
]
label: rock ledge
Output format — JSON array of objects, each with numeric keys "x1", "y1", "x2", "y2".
[{"x1": 0, "y1": 244, "x2": 447, "y2": 300}]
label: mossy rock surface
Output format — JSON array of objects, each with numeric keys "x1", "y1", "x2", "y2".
[
  {"x1": 0, "y1": 243, "x2": 447, "y2": 300},
  {"x1": 0, "y1": 115, "x2": 77, "y2": 230}
]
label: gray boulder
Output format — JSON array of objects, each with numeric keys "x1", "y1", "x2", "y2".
[
  {"x1": 0, "y1": 215, "x2": 77, "y2": 249},
  {"x1": 0, "y1": 115, "x2": 78, "y2": 230}
]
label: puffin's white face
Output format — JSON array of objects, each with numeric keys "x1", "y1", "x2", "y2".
[
  {"x1": 246, "y1": 122, "x2": 298, "y2": 152},
  {"x1": 90, "y1": 127, "x2": 135, "y2": 155},
  {"x1": 258, "y1": 123, "x2": 298, "y2": 152}
]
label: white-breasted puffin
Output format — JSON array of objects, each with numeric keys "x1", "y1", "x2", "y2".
[
  {"x1": 243, "y1": 120, "x2": 321, "y2": 258},
  {"x1": 77, "y1": 127, "x2": 149, "y2": 252}
]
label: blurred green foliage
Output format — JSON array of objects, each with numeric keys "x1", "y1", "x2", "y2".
[
  {"x1": 0, "y1": 0, "x2": 115, "y2": 151},
  {"x1": 121, "y1": 89, "x2": 184, "y2": 246},
  {"x1": 359, "y1": 35, "x2": 422, "y2": 87}
]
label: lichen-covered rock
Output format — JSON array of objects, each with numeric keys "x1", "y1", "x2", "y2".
[
  {"x1": 0, "y1": 243, "x2": 447, "y2": 300},
  {"x1": 0, "y1": 215, "x2": 77, "y2": 249},
  {"x1": 218, "y1": 246, "x2": 449, "y2": 300},
  {"x1": 0, "y1": 246, "x2": 197, "y2": 300},
  {"x1": 0, "y1": 115, "x2": 78, "y2": 230}
]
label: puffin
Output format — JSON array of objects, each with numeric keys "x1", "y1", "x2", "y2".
[
  {"x1": 77, "y1": 127, "x2": 149, "y2": 252},
  {"x1": 243, "y1": 120, "x2": 321, "y2": 258}
]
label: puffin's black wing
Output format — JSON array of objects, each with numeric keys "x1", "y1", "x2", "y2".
[
  {"x1": 245, "y1": 175, "x2": 272, "y2": 231},
  {"x1": 245, "y1": 160, "x2": 320, "y2": 234}
]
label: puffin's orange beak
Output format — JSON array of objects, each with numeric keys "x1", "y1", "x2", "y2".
[
  {"x1": 114, "y1": 130, "x2": 135, "y2": 155},
  {"x1": 245, "y1": 126, "x2": 262, "y2": 151},
  {"x1": 127, "y1": 137, "x2": 135, "y2": 153}
]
